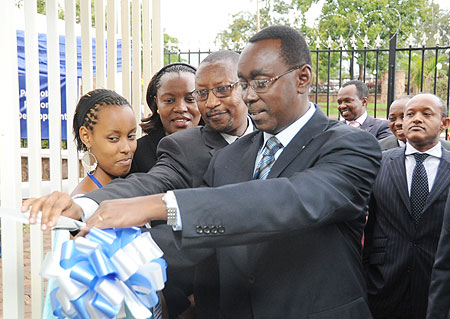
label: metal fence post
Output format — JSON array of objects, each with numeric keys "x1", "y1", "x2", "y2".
[{"x1": 387, "y1": 34, "x2": 397, "y2": 110}]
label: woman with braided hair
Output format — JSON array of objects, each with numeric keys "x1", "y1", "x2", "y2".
[
  {"x1": 36, "y1": 88, "x2": 137, "y2": 317},
  {"x1": 71, "y1": 88, "x2": 137, "y2": 195},
  {"x1": 129, "y1": 62, "x2": 201, "y2": 174}
]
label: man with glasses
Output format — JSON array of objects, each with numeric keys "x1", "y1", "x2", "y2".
[
  {"x1": 25, "y1": 50, "x2": 251, "y2": 319},
  {"x1": 29, "y1": 26, "x2": 381, "y2": 318}
]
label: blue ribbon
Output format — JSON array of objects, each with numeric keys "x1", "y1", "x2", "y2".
[{"x1": 42, "y1": 227, "x2": 166, "y2": 319}]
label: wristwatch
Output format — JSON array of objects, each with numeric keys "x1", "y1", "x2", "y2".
[{"x1": 162, "y1": 191, "x2": 177, "y2": 226}]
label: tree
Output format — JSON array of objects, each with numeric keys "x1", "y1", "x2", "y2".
[
  {"x1": 216, "y1": 0, "x2": 449, "y2": 85},
  {"x1": 164, "y1": 33, "x2": 187, "y2": 65},
  {"x1": 215, "y1": 0, "x2": 302, "y2": 50}
]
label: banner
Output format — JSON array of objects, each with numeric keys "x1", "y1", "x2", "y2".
[{"x1": 19, "y1": 75, "x2": 67, "y2": 140}]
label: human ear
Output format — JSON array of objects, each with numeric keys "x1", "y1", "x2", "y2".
[
  {"x1": 440, "y1": 117, "x2": 450, "y2": 131},
  {"x1": 361, "y1": 97, "x2": 368, "y2": 108},
  {"x1": 296, "y1": 64, "x2": 312, "y2": 95},
  {"x1": 79, "y1": 126, "x2": 91, "y2": 149}
]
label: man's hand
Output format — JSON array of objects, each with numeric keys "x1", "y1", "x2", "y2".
[
  {"x1": 21, "y1": 191, "x2": 83, "y2": 231},
  {"x1": 78, "y1": 194, "x2": 166, "y2": 237}
]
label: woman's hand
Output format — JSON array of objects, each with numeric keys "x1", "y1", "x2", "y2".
[
  {"x1": 78, "y1": 194, "x2": 166, "y2": 237},
  {"x1": 21, "y1": 191, "x2": 83, "y2": 231}
]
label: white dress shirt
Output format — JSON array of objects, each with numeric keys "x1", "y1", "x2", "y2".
[
  {"x1": 345, "y1": 111, "x2": 367, "y2": 126},
  {"x1": 253, "y1": 103, "x2": 316, "y2": 171},
  {"x1": 405, "y1": 141, "x2": 442, "y2": 195}
]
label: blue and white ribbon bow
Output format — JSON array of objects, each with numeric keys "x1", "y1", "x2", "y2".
[{"x1": 40, "y1": 227, "x2": 167, "y2": 319}]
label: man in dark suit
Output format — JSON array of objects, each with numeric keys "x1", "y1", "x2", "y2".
[
  {"x1": 88, "y1": 50, "x2": 252, "y2": 319},
  {"x1": 338, "y1": 80, "x2": 392, "y2": 140},
  {"x1": 363, "y1": 93, "x2": 450, "y2": 319},
  {"x1": 380, "y1": 95, "x2": 450, "y2": 151},
  {"x1": 75, "y1": 25, "x2": 382, "y2": 318},
  {"x1": 24, "y1": 50, "x2": 251, "y2": 319},
  {"x1": 427, "y1": 192, "x2": 450, "y2": 319},
  {"x1": 379, "y1": 96, "x2": 411, "y2": 150}
]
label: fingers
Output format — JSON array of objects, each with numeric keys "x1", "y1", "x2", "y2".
[
  {"x1": 21, "y1": 191, "x2": 74, "y2": 231},
  {"x1": 77, "y1": 212, "x2": 106, "y2": 238},
  {"x1": 21, "y1": 198, "x2": 38, "y2": 223},
  {"x1": 41, "y1": 192, "x2": 73, "y2": 230},
  {"x1": 76, "y1": 226, "x2": 91, "y2": 238}
]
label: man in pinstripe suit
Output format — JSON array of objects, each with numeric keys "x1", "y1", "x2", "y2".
[{"x1": 363, "y1": 93, "x2": 450, "y2": 319}]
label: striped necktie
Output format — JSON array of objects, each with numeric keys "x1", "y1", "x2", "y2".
[{"x1": 253, "y1": 136, "x2": 283, "y2": 180}]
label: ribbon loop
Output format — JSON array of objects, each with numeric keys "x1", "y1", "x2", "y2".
[{"x1": 41, "y1": 227, "x2": 167, "y2": 319}]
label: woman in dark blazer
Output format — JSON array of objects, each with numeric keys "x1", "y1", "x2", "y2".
[{"x1": 129, "y1": 63, "x2": 201, "y2": 174}]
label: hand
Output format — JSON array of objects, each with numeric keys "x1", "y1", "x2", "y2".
[
  {"x1": 21, "y1": 191, "x2": 83, "y2": 231},
  {"x1": 77, "y1": 194, "x2": 166, "y2": 237}
]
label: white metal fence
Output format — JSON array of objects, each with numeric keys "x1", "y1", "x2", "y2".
[{"x1": 0, "y1": 0, "x2": 162, "y2": 317}]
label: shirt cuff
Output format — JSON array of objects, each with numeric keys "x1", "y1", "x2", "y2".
[
  {"x1": 73, "y1": 196, "x2": 99, "y2": 222},
  {"x1": 165, "y1": 191, "x2": 183, "y2": 231}
]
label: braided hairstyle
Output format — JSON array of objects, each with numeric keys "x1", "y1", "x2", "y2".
[
  {"x1": 141, "y1": 63, "x2": 197, "y2": 134},
  {"x1": 73, "y1": 88, "x2": 131, "y2": 151}
]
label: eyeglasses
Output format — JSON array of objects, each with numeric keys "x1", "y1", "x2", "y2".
[
  {"x1": 238, "y1": 66, "x2": 301, "y2": 94},
  {"x1": 193, "y1": 81, "x2": 239, "y2": 102}
]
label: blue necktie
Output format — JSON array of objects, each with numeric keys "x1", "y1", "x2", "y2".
[
  {"x1": 410, "y1": 153, "x2": 429, "y2": 224},
  {"x1": 253, "y1": 136, "x2": 283, "y2": 180}
]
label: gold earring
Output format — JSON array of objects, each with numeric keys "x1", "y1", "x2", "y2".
[{"x1": 157, "y1": 109, "x2": 160, "y2": 115}]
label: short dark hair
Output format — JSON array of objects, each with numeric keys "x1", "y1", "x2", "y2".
[
  {"x1": 73, "y1": 89, "x2": 131, "y2": 151},
  {"x1": 142, "y1": 63, "x2": 197, "y2": 134},
  {"x1": 342, "y1": 80, "x2": 369, "y2": 99},
  {"x1": 249, "y1": 25, "x2": 312, "y2": 68},
  {"x1": 201, "y1": 50, "x2": 239, "y2": 66}
]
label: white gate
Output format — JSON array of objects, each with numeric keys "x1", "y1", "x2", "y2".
[{"x1": 0, "y1": 0, "x2": 162, "y2": 317}]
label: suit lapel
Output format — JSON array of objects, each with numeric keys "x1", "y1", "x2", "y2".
[
  {"x1": 422, "y1": 149, "x2": 450, "y2": 212},
  {"x1": 268, "y1": 107, "x2": 329, "y2": 179},
  {"x1": 202, "y1": 125, "x2": 229, "y2": 157},
  {"x1": 387, "y1": 149, "x2": 411, "y2": 212},
  {"x1": 240, "y1": 132, "x2": 264, "y2": 180}
]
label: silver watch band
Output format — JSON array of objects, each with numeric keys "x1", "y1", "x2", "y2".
[{"x1": 162, "y1": 193, "x2": 177, "y2": 226}]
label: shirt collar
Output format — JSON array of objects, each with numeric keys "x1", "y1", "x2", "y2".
[
  {"x1": 405, "y1": 141, "x2": 442, "y2": 159},
  {"x1": 346, "y1": 111, "x2": 367, "y2": 126},
  {"x1": 220, "y1": 116, "x2": 254, "y2": 144},
  {"x1": 262, "y1": 102, "x2": 316, "y2": 148}
]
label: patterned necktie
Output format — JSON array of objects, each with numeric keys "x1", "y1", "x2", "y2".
[
  {"x1": 253, "y1": 136, "x2": 283, "y2": 180},
  {"x1": 410, "y1": 153, "x2": 429, "y2": 224},
  {"x1": 348, "y1": 121, "x2": 361, "y2": 128}
]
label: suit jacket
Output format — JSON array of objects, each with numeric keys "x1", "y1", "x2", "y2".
[
  {"x1": 129, "y1": 128, "x2": 165, "y2": 174},
  {"x1": 363, "y1": 147, "x2": 450, "y2": 319},
  {"x1": 360, "y1": 115, "x2": 392, "y2": 140},
  {"x1": 379, "y1": 135, "x2": 400, "y2": 151},
  {"x1": 87, "y1": 125, "x2": 228, "y2": 319},
  {"x1": 427, "y1": 191, "x2": 450, "y2": 319},
  {"x1": 87, "y1": 125, "x2": 228, "y2": 202},
  {"x1": 172, "y1": 108, "x2": 381, "y2": 319},
  {"x1": 379, "y1": 135, "x2": 450, "y2": 151}
]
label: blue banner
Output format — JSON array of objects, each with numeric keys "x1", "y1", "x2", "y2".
[
  {"x1": 17, "y1": 30, "x2": 124, "y2": 140},
  {"x1": 19, "y1": 75, "x2": 67, "y2": 140}
]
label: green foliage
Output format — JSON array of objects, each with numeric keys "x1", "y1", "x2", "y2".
[
  {"x1": 215, "y1": 0, "x2": 302, "y2": 51},
  {"x1": 164, "y1": 33, "x2": 187, "y2": 64},
  {"x1": 216, "y1": 0, "x2": 450, "y2": 87},
  {"x1": 399, "y1": 50, "x2": 449, "y2": 98},
  {"x1": 21, "y1": 139, "x2": 68, "y2": 150}
]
